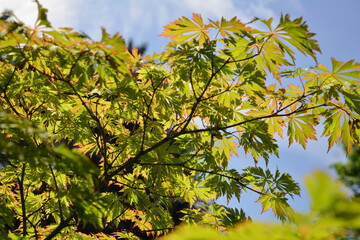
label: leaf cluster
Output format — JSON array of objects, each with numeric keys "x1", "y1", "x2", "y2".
[{"x1": 162, "y1": 172, "x2": 360, "y2": 240}]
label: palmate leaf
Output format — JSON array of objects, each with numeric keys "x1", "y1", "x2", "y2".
[
  {"x1": 323, "y1": 108, "x2": 356, "y2": 154},
  {"x1": 331, "y1": 58, "x2": 360, "y2": 78},
  {"x1": 238, "y1": 15, "x2": 321, "y2": 81},
  {"x1": 214, "y1": 136, "x2": 239, "y2": 165},
  {"x1": 273, "y1": 169, "x2": 300, "y2": 197},
  {"x1": 209, "y1": 16, "x2": 251, "y2": 38},
  {"x1": 220, "y1": 206, "x2": 249, "y2": 227},
  {"x1": 160, "y1": 13, "x2": 210, "y2": 45},
  {"x1": 342, "y1": 91, "x2": 360, "y2": 114},
  {"x1": 180, "y1": 177, "x2": 216, "y2": 206},
  {"x1": 256, "y1": 192, "x2": 294, "y2": 222},
  {"x1": 244, "y1": 167, "x2": 300, "y2": 199},
  {"x1": 248, "y1": 15, "x2": 320, "y2": 80},
  {"x1": 266, "y1": 117, "x2": 285, "y2": 137},
  {"x1": 270, "y1": 14, "x2": 321, "y2": 62},
  {"x1": 315, "y1": 59, "x2": 360, "y2": 119},
  {"x1": 254, "y1": 41, "x2": 291, "y2": 81},
  {"x1": 330, "y1": 58, "x2": 360, "y2": 81},
  {"x1": 285, "y1": 109, "x2": 318, "y2": 148},
  {"x1": 100, "y1": 28, "x2": 132, "y2": 75}
]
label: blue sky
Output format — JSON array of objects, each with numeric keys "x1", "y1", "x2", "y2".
[{"x1": 1, "y1": 0, "x2": 359, "y2": 221}]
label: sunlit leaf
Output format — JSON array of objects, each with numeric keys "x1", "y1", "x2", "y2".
[{"x1": 160, "y1": 13, "x2": 210, "y2": 45}]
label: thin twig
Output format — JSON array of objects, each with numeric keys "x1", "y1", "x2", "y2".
[
  {"x1": 140, "y1": 162, "x2": 263, "y2": 195},
  {"x1": 1, "y1": 67, "x2": 23, "y2": 117},
  {"x1": 49, "y1": 166, "x2": 63, "y2": 222},
  {"x1": 18, "y1": 163, "x2": 27, "y2": 236}
]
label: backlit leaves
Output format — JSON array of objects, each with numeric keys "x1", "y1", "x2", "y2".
[
  {"x1": 0, "y1": 2, "x2": 359, "y2": 239},
  {"x1": 323, "y1": 108, "x2": 354, "y2": 153},
  {"x1": 209, "y1": 17, "x2": 251, "y2": 38},
  {"x1": 160, "y1": 13, "x2": 210, "y2": 45},
  {"x1": 272, "y1": 14, "x2": 321, "y2": 62},
  {"x1": 163, "y1": 172, "x2": 360, "y2": 239},
  {"x1": 286, "y1": 111, "x2": 318, "y2": 148}
]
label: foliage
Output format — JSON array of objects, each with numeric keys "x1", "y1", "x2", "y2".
[
  {"x1": 331, "y1": 146, "x2": 360, "y2": 238},
  {"x1": 0, "y1": 2, "x2": 359, "y2": 239},
  {"x1": 162, "y1": 171, "x2": 360, "y2": 240},
  {"x1": 332, "y1": 146, "x2": 360, "y2": 197}
]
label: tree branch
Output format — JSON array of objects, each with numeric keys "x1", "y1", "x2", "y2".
[
  {"x1": 181, "y1": 104, "x2": 326, "y2": 136},
  {"x1": 176, "y1": 57, "x2": 231, "y2": 133},
  {"x1": 49, "y1": 166, "x2": 63, "y2": 222},
  {"x1": 105, "y1": 39, "x2": 304, "y2": 183},
  {"x1": 105, "y1": 134, "x2": 178, "y2": 181},
  {"x1": 1, "y1": 67, "x2": 23, "y2": 117},
  {"x1": 140, "y1": 162, "x2": 264, "y2": 196},
  {"x1": 44, "y1": 214, "x2": 74, "y2": 240},
  {"x1": 107, "y1": 88, "x2": 325, "y2": 182},
  {"x1": 64, "y1": 80, "x2": 110, "y2": 176},
  {"x1": 176, "y1": 39, "x2": 267, "y2": 135},
  {"x1": 18, "y1": 163, "x2": 27, "y2": 237}
]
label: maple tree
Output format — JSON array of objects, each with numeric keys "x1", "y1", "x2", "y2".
[{"x1": 0, "y1": 2, "x2": 360, "y2": 239}]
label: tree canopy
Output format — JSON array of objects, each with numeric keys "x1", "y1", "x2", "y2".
[{"x1": 0, "y1": 2, "x2": 359, "y2": 239}]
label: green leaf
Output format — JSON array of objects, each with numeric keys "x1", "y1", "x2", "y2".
[
  {"x1": 160, "y1": 13, "x2": 210, "y2": 45},
  {"x1": 209, "y1": 17, "x2": 251, "y2": 38},
  {"x1": 273, "y1": 169, "x2": 300, "y2": 197},
  {"x1": 272, "y1": 14, "x2": 321, "y2": 62},
  {"x1": 35, "y1": 1, "x2": 52, "y2": 28},
  {"x1": 322, "y1": 108, "x2": 356, "y2": 153},
  {"x1": 286, "y1": 113, "x2": 318, "y2": 148},
  {"x1": 256, "y1": 192, "x2": 294, "y2": 222},
  {"x1": 342, "y1": 90, "x2": 360, "y2": 114}
]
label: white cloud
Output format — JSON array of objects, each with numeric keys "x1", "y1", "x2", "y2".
[
  {"x1": 0, "y1": 0, "x2": 37, "y2": 26},
  {"x1": 181, "y1": 0, "x2": 239, "y2": 19},
  {"x1": 41, "y1": 1, "x2": 82, "y2": 27},
  {"x1": 0, "y1": 0, "x2": 83, "y2": 28}
]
